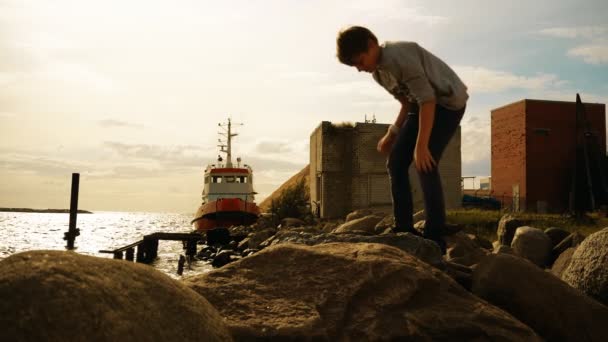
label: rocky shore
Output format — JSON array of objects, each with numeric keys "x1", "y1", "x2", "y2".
[{"x1": 2, "y1": 210, "x2": 608, "y2": 341}]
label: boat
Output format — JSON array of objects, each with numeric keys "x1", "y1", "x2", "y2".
[{"x1": 191, "y1": 119, "x2": 260, "y2": 239}]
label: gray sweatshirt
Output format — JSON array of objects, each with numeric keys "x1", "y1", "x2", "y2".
[{"x1": 372, "y1": 41, "x2": 468, "y2": 110}]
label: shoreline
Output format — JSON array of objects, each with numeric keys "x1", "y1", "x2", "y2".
[{"x1": 0, "y1": 208, "x2": 93, "y2": 214}]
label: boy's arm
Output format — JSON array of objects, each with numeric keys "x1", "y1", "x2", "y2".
[
  {"x1": 415, "y1": 100, "x2": 437, "y2": 173},
  {"x1": 377, "y1": 97, "x2": 410, "y2": 155}
]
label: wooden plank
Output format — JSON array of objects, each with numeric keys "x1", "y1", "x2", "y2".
[{"x1": 98, "y1": 240, "x2": 143, "y2": 254}]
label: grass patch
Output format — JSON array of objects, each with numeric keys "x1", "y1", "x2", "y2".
[{"x1": 446, "y1": 208, "x2": 608, "y2": 242}]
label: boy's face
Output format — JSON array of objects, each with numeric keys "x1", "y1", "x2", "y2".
[{"x1": 352, "y1": 40, "x2": 379, "y2": 73}]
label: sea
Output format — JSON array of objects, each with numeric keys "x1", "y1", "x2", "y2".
[{"x1": 0, "y1": 211, "x2": 214, "y2": 279}]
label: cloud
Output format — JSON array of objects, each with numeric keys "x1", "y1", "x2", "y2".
[
  {"x1": 255, "y1": 140, "x2": 293, "y2": 154},
  {"x1": 102, "y1": 142, "x2": 206, "y2": 168},
  {"x1": 539, "y1": 26, "x2": 608, "y2": 40},
  {"x1": 349, "y1": 1, "x2": 448, "y2": 25},
  {"x1": 0, "y1": 152, "x2": 89, "y2": 177},
  {"x1": 454, "y1": 66, "x2": 566, "y2": 93},
  {"x1": 539, "y1": 25, "x2": 608, "y2": 65},
  {"x1": 98, "y1": 119, "x2": 144, "y2": 129},
  {"x1": 567, "y1": 44, "x2": 608, "y2": 65},
  {"x1": 0, "y1": 111, "x2": 17, "y2": 119}
]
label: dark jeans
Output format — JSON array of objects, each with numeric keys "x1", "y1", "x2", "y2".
[{"x1": 387, "y1": 103, "x2": 465, "y2": 239}]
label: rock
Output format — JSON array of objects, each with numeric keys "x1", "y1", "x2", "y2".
[
  {"x1": 373, "y1": 215, "x2": 394, "y2": 234},
  {"x1": 242, "y1": 248, "x2": 259, "y2": 257},
  {"x1": 413, "y1": 209, "x2": 426, "y2": 224},
  {"x1": 333, "y1": 215, "x2": 384, "y2": 235},
  {"x1": 562, "y1": 228, "x2": 608, "y2": 305},
  {"x1": 0, "y1": 250, "x2": 232, "y2": 342},
  {"x1": 510, "y1": 226, "x2": 552, "y2": 267},
  {"x1": 345, "y1": 209, "x2": 373, "y2": 222},
  {"x1": 544, "y1": 227, "x2": 570, "y2": 248},
  {"x1": 497, "y1": 214, "x2": 524, "y2": 246},
  {"x1": 227, "y1": 240, "x2": 238, "y2": 250},
  {"x1": 443, "y1": 261, "x2": 473, "y2": 290},
  {"x1": 228, "y1": 225, "x2": 255, "y2": 241},
  {"x1": 553, "y1": 231, "x2": 586, "y2": 257},
  {"x1": 493, "y1": 244, "x2": 514, "y2": 255},
  {"x1": 473, "y1": 235, "x2": 493, "y2": 250},
  {"x1": 444, "y1": 232, "x2": 489, "y2": 267},
  {"x1": 322, "y1": 221, "x2": 340, "y2": 233},
  {"x1": 186, "y1": 243, "x2": 539, "y2": 341},
  {"x1": 197, "y1": 245, "x2": 215, "y2": 260},
  {"x1": 472, "y1": 253, "x2": 608, "y2": 342},
  {"x1": 280, "y1": 217, "x2": 305, "y2": 228},
  {"x1": 212, "y1": 250, "x2": 236, "y2": 268},
  {"x1": 236, "y1": 237, "x2": 251, "y2": 251},
  {"x1": 413, "y1": 220, "x2": 426, "y2": 234},
  {"x1": 269, "y1": 230, "x2": 444, "y2": 267},
  {"x1": 238, "y1": 229, "x2": 276, "y2": 251},
  {"x1": 551, "y1": 247, "x2": 576, "y2": 279}
]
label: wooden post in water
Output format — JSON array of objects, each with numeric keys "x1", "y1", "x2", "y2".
[{"x1": 64, "y1": 173, "x2": 81, "y2": 250}]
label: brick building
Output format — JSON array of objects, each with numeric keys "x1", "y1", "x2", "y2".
[
  {"x1": 309, "y1": 121, "x2": 462, "y2": 219},
  {"x1": 491, "y1": 99, "x2": 606, "y2": 213}
]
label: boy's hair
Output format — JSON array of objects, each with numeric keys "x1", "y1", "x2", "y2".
[{"x1": 336, "y1": 26, "x2": 378, "y2": 66}]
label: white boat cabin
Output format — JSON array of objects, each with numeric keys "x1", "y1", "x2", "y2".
[{"x1": 202, "y1": 165, "x2": 256, "y2": 203}]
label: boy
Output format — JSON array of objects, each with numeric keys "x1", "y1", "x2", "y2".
[{"x1": 336, "y1": 26, "x2": 468, "y2": 253}]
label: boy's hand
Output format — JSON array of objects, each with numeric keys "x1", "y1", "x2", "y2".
[
  {"x1": 377, "y1": 133, "x2": 395, "y2": 155},
  {"x1": 414, "y1": 144, "x2": 436, "y2": 173}
]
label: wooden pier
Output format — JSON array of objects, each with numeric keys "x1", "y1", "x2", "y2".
[{"x1": 99, "y1": 232, "x2": 203, "y2": 264}]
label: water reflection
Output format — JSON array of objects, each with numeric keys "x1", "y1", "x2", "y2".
[{"x1": 0, "y1": 211, "x2": 213, "y2": 279}]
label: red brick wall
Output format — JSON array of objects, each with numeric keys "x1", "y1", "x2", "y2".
[
  {"x1": 491, "y1": 100, "x2": 527, "y2": 210},
  {"x1": 526, "y1": 100, "x2": 606, "y2": 212}
]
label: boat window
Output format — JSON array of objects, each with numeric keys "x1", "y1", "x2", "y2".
[
  {"x1": 212, "y1": 176, "x2": 222, "y2": 183},
  {"x1": 225, "y1": 176, "x2": 236, "y2": 183},
  {"x1": 238, "y1": 176, "x2": 247, "y2": 183}
]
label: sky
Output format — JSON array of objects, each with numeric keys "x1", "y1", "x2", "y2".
[{"x1": 1, "y1": 0, "x2": 607, "y2": 213}]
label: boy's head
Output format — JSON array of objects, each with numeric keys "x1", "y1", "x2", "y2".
[{"x1": 336, "y1": 26, "x2": 381, "y2": 73}]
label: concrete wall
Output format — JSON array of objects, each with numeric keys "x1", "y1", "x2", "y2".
[{"x1": 311, "y1": 121, "x2": 462, "y2": 219}]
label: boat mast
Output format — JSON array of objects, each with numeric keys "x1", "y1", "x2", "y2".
[{"x1": 218, "y1": 118, "x2": 242, "y2": 168}]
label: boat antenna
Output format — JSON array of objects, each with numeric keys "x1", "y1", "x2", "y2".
[{"x1": 218, "y1": 117, "x2": 243, "y2": 168}]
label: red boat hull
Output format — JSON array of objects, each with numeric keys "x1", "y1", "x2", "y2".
[{"x1": 192, "y1": 198, "x2": 260, "y2": 231}]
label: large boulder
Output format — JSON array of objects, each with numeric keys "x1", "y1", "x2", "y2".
[
  {"x1": 0, "y1": 250, "x2": 232, "y2": 342},
  {"x1": 496, "y1": 214, "x2": 524, "y2": 246},
  {"x1": 472, "y1": 253, "x2": 608, "y2": 342},
  {"x1": 345, "y1": 209, "x2": 373, "y2": 222},
  {"x1": 266, "y1": 230, "x2": 444, "y2": 267},
  {"x1": 562, "y1": 228, "x2": 608, "y2": 306},
  {"x1": 551, "y1": 247, "x2": 576, "y2": 279},
  {"x1": 280, "y1": 217, "x2": 306, "y2": 228},
  {"x1": 237, "y1": 228, "x2": 276, "y2": 250},
  {"x1": 444, "y1": 232, "x2": 490, "y2": 266},
  {"x1": 373, "y1": 215, "x2": 394, "y2": 234},
  {"x1": 186, "y1": 243, "x2": 539, "y2": 341},
  {"x1": 510, "y1": 226, "x2": 552, "y2": 267},
  {"x1": 333, "y1": 215, "x2": 384, "y2": 234}
]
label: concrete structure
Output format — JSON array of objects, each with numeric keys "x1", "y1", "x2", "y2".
[
  {"x1": 491, "y1": 99, "x2": 606, "y2": 213},
  {"x1": 310, "y1": 121, "x2": 462, "y2": 219}
]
